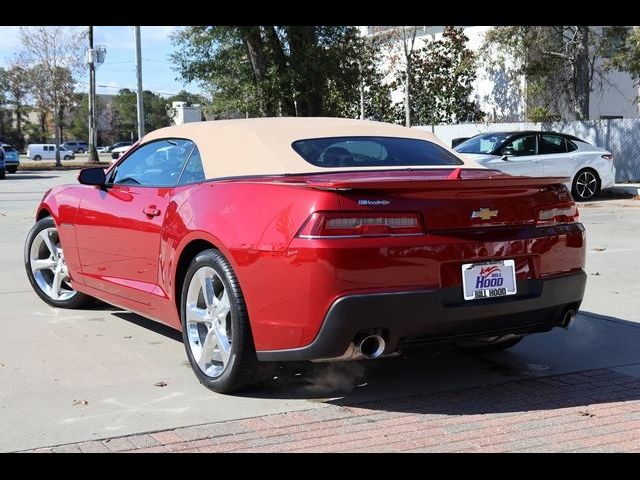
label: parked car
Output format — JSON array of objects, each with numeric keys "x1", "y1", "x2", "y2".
[
  {"x1": 0, "y1": 144, "x2": 5, "y2": 179},
  {"x1": 96, "y1": 146, "x2": 108, "y2": 153},
  {"x1": 1, "y1": 143, "x2": 20, "y2": 173},
  {"x1": 451, "y1": 137, "x2": 470, "y2": 148},
  {"x1": 24, "y1": 118, "x2": 587, "y2": 393},
  {"x1": 454, "y1": 131, "x2": 616, "y2": 201},
  {"x1": 27, "y1": 144, "x2": 75, "y2": 161},
  {"x1": 106, "y1": 141, "x2": 132, "y2": 153},
  {"x1": 111, "y1": 144, "x2": 132, "y2": 160},
  {"x1": 61, "y1": 141, "x2": 89, "y2": 154}
]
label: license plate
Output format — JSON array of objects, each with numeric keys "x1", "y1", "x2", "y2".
[{"x1": 461, "y1": 260, "x2": 517, "y2": 301}]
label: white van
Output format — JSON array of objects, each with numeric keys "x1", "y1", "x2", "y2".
[{"x1": 26, "y1": 144, "x2": 75, "y2": 161}]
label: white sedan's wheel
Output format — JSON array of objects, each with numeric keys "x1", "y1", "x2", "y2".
[{"x1": 572, "y1": 169, "x2": 600, "y2": 201}]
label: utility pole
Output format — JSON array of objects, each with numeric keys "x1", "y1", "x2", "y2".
[
  {"x1": 87, "y1": 26, "x2": 98, "y2": 162},
  {"x1": 134, "y1": 26, "x2": 144, "y2": 140}
]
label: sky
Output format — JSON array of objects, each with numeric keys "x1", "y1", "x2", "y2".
[{"x1": 0, "y1": 26, "x2": 203, "y2": 97}]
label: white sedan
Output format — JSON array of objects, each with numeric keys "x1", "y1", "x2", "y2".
[{"x1": 455, "y1": 131, "x2": 616, "y2": 201}]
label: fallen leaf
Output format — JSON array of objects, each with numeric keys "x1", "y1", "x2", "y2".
[
  {"x1": 72, "y1": 399, "x2": 89, "y2": 406},
  {"x1": 592, "y1": 247, "x2": 606, "y2": 251},
  {"x1": 154, "y1": 381, "x2": 168, "y2": 387},
  {"x1": 590, "y1": 272, "x2": 600, "y2": 276},
  {"x1": 0, "y1": 363, "x2": 5, "y2": 367},
  {"x1": 578, "y1": 410, "x2": 595, "y2": 418},
  {"x1": 123, "y1": 335, "x2": 132, "y2": 339}
]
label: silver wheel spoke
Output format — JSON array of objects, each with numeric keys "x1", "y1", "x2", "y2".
[
  {"x1": 186, "y1": 304, "x2": 207, "y2": 325},
  {"x1": 31, "y1": 258, "x2": 56, "y2": 271},
  {"x1": 39, "y1": 230, "x2": 58, "y2": 257},
  {"x1": 198, "y1": 329, "x2": 219, "y2": 371},
  {"x1": 197, "y1": 269, "x2": 215, "y2": 309},
  {"x1": 212, "y1": 320, "x2": 231, "y2": 364},
  {"x1": 51, "y1": 269, "x2": 65, "y2": 300}
]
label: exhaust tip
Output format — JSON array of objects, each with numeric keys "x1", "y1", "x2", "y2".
[
  {"x1": 357, "y1": 334, "x2": 385, "y2": 359},
  {"x1": 561, "y1": 309, "x2": 576, "y2": 328}
]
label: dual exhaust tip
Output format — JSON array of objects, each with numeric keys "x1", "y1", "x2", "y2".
[
  {"x1": 356, "y1": 334, "x2": 385, "y2": 359},
  {"x1": 561, "y1": 309, "x2": 576, "y2": 328}
]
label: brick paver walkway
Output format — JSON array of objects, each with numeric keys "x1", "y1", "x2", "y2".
[{"x1": 28, "y1": 368, "x2": 640, "y2": 453}]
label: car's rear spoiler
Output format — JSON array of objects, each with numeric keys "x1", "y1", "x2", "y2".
[{"x1": 245, "y1": 169, "x2": 570, "y2": 192}]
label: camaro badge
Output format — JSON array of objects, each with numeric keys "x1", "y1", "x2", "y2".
[{"x1": 471, "y1": 208, "x2": 498, "y2": 220}]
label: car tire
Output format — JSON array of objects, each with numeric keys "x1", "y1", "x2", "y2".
[
  {"x1": 63, "y1": 155, "x2": 71, "y2": 161},
  {"x1": 572, "y1": 169, "x2": 601, "y2": 201},
  {"x1": 180, "y1": 248, "x2": 273, "y2": 393},
  {"x1": 0, "y1": 168, "x2": 5, "y2": 179},
  {"x1": 7, "y1": 167, "x2": 17, "y2": 174},
  {"x1": 455, "y1": 334, "x2": 523, "y2": 352},
  {"x1": 24, "y1": 217, "x2": 94, "y2": 309},
  {"x1": 77, "y1": 149, "x2": 85, "y2": 154},
  {"x1": 33, "y1": 155, "x2": 42, "y2": 161}
]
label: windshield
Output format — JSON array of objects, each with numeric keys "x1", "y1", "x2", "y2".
[
  {"x1": 1, "y1": 145, "x2": 16, "y2": 152},
  {"x1": 455, "y1": 133, "x2": 509, "y2": 154},
  {"x1": 292, "y1": 136, "x2": 463, "y2": 168}
]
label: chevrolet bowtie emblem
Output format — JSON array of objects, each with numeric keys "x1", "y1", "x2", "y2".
[{"x1": 471, "y1": 208, "x2": 498, "y2": 220}]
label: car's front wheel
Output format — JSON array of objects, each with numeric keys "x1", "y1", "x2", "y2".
[
  {"x1": 63, "y1": 155, "x2": 71, "y2": 161},
  {"x1": 0, "y1": 168, "x2": 5, "y2": 179},
  {"x1": 572, "y1": 169, "x2": 601, "y2": 201},
  {"x1": 181, "y1": 249, "x2": 271, "y2": 393},
  {"x1": 7, "y1": 167, "x2": 17, "y2": 174},
  {"x1": 24, "y1": 217, "x2": 93, "y2": 308}
]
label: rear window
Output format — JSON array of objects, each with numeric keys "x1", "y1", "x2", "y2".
[{"x1": 291, "y1": 136, "x2": 463, "y2": 168}]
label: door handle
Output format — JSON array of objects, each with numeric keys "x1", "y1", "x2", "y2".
[{"x1": 143, "y1": 205, "x2": 161, "y2": 217}]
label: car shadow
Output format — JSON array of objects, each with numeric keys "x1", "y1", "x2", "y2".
[
  {"x1": 229, "y1": 311, "x2": 640, "y2": 415},
  {"x1": 110, "y1": 310, "x2": 182, "y2": 342}
]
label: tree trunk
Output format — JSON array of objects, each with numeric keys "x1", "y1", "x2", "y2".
[
  {"x1": 240, "y1": 26, "x2": 274, "y2": 116},
  {"x1": 39, "y1": 110, "x2": 46, "y2": 143},
  {"x1": 287, "y1": 26, "x2": 323, "y2": 116},
  {"x1": 405, "y1": 63, "x2": 411, "y2": 127},
  {"x1": 264, "y1": 26, "x2": 295, "y2": 116},
  {"x1": 54, "y1": 102, "x2": 62, "y2": 167},
  {"x1": 0, "y1": 110, "x2": 5, "y2": 138},
  {"x1": 574, "y1": 26, "x2": 590, "y2": 120}
]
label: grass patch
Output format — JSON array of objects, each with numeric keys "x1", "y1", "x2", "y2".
[{"x1": 16, "y1": 161, "x2": 110, "y2": 171}]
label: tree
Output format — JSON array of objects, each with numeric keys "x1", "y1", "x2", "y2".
[
  {"x1": 611, "y1": 27, "x2": 640, "y2": 91},
  {"x1": 112, "y1": 89, "x2": 172, "y2": 142},
  {"x1": 170, "y1": 26, "x2": 383, "y2": 120},
  {"x1": 5, "y1": 65, "x2": 31, "y2": 149},
  {"x1": 482, "y1": 26, "x2": 619, "y2": 121},
  {"x1": 70, "y1": 93, "x2": 89, "y2": 141},
  {"x1": 401, "y1": 26, "x2": 484, "y2": 126},
  {"x1": 17, "y1": 26, "x2": 85, "y2": 166}
]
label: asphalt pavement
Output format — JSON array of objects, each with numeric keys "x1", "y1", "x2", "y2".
[{"x1": 1, "y1": 170, "x2": 639, "y2": 452}]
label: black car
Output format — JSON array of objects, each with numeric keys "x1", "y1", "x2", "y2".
[
  {"x1": 62, "y1": 141, "x2": 89, "y2": 154},
  {"x1": 106, "y1": 141, "x2": 133, "y2": 153}
]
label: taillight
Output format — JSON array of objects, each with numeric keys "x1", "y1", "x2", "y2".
[
  {"x1": 297, "y1": 212, "x2": 424, "y2": 238},
  {"x1": 537, "y1": 204, "x2": 579, "y2": 225},
  {"x1": 602, "y1": 154, "x2": 614, "y2": 161}
]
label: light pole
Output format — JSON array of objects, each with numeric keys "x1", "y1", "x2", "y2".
[
  {"x1": 134, "y1": 26, "x2": 145, "y2": 140},
  {"x1": 87, "y1": 26, "x2": 98, "y2": 162}
]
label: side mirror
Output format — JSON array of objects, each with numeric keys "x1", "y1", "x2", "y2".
[
  {"x1": 78, "y1": 167, "x2": 106, "y2": 187},
  {"x1": 501, "y1": 146, "x2": 515, "y2": 160}
]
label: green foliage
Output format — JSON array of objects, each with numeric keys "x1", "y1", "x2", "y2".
[
  {"x1": 396, "y1": 26, "x2": 484, "y2": 125},
  {"x1": 70, "y1": 93, "x2": 89, "y2": 140},
  {"x1": 170, "y1": 26, "x2": 393, "y2": 120},
  {"x1": 527, "y1": 106, "x2": 560, "y2": 122},
  {"x1": 112, "y1": 89, "x2": 172, "y2": 141},
  {"x1": 611, "y1": 27, "x2": 640, "y2": 91}
]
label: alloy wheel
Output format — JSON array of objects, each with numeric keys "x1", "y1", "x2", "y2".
[
  {"x1": 575, "y1": 170, "x2": 598, "y2": 199},
  {"x1": 29, "y1": 227, "x2": 77, "y2": 301},
  {"x1": 185, "y1": 266, "x2": 232, "y2": 378}
]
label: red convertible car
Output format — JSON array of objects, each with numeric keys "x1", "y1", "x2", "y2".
[{"x1": 24, "y1": 118, "x2": 586, "y2": 393}]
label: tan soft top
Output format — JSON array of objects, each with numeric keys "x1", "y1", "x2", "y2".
[{"x1": 142, "y1": 117, "x2": 481, "y2": 179}]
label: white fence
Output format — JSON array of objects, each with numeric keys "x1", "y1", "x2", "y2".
[{"x1": 415, "y1": 118, "x2": 640, "y2": 182}]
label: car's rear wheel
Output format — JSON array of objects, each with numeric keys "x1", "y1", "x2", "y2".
[
  {"x1": 0, "y1": 168, "x2": 5, "y2": 179},
  {"x1": 33, "y1": 155, "x2": 41, "y2": 161},
  {"x1": 455, "y1": 334, "x2": 523, "y2": 352},
  {"x1": 7, "y1": 167, "x2": 17, "y2": 174},
  {"x1": 77, "y1": 149, "x2": 85, "y2": 154},
  {"x1": 24, "y1": 217, "x2": 93, "y2": 308},
  {"x1": 572, "y1": 169, "x2": 600, "y2": 201},
  {"x1": 181, "y1": 249, "x2": 270, "y2": 393},
  {"x1": 63, "y1": 155, "x2": 71, "y2": 161}
]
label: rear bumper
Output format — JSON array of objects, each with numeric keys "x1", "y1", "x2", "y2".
[{"x1": 256, "y1": 271, "x2": 586, "y2": 361}]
